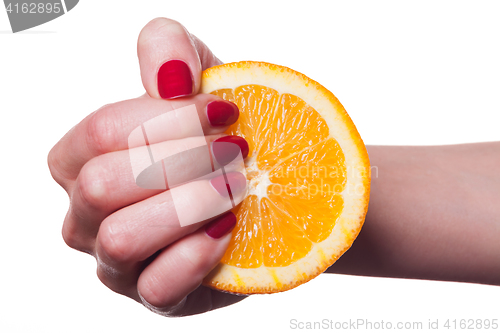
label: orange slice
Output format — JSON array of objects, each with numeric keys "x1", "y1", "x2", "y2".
[{"x1": 200, "y1": 61, "x2": 370, "y2": 294}]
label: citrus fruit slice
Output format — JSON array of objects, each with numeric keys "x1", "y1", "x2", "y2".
[{"x1": 200, "y1": 61, "x2": 370, "y2": 294}]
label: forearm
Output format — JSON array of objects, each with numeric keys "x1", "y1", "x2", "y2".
[{"x1": 327, "y1": 142, "x2": 500, "y2": 286}]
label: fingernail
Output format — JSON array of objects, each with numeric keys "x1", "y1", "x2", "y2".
[
  {"x1": 205, "y1": 212, "x2": 237, "y2": 239},
  {"x1": 206, "y1": 101, "x2": 239, "y2": 127},
  {"x1": 210, "y1": 172, "x2": 247, "y2": 198},
  {"x1": 212, "y1": 136, "x2": 249, "y2": 166},
  {"x1": 157, "y1": 60, "x2": 193, "y2": 99}
]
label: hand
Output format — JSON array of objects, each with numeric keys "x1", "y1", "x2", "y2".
[{"x1": 48, "y1": 18, "x2": 248, "y2": 316}]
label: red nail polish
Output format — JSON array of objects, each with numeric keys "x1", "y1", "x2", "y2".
[
  {"x1": 210, "y1": 172, "x2": 247, "y2": 198},
  {"x1": 157, "y1": 60, "x2": 193, "y2": 99},
  {"x1": 212, "y1": 136, "x2": 249, "y2": 166},
  {"x1": 206, "y1": 101, "x2": 239, "y2": 127},
  {"x1": 205, "y1": 212, "x2": 237, "y2": 239}
]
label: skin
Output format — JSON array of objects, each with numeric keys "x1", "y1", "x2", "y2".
[
  {"x1": 47, "y1": 17, "x2": 500, "y2": 317},
  {"x1": 329, "y1": 143, "x2": 500, "y2": 286}
]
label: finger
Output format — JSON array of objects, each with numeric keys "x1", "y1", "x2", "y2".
[
  {"x1": 137, "y1": 17, "x2": 222, "y2": 99},
  {"x1": 137, "y1": 212, "x2": 237, "y2": 309},
  {"x1": 62, "y1": 134, "x2": 249, "y2": 252},
  {"x1": 48, "y1": 94, "x2": 239, "y2": 189},
  {"x1": 142, "y1": 285, "x2": 247, "y2": 317},
  {"x1": 94, "y1": 173, "x2": 245, "y2": 297}
]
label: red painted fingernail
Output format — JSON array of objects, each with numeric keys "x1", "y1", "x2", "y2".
[
  {"x1": 212, "y1": 136, "x2": 249, "y2": 166},
  {"x1": 205, "y1": 212, "x2": 237, "y2": 239},
  {"x1": 157, "y1": 60, "x2": 193, "y2": 99},
  {"x1": 210, "y1": 172, "x2": 247, "y2": 198},
  {"x1": 206, "y1": 101, "x2": 239, "y2": 127}
]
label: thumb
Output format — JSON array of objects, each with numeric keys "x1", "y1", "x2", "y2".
[{"x1": 137, "y1": 17, "x2": 223, "y2": 100}]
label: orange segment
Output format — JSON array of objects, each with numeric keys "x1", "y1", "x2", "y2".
[
  {"x1": 258, "y1": 93, "x2": 330, "y2": 169},
  {"x1": 234, "y1": 85, "x2": 280, "y2": 159},
  {"x1": 260, "y1": 197, "x2": 312, "y2": 267},
  {"x1": 201, "y1": 61, "x2": 370, "y2": 294},
  {"x1": 268, "y1": 139, "x2": 346, "y2": 243},
  {"x1": 221, "y1": 196, "x2": 263, "y2": 268}
]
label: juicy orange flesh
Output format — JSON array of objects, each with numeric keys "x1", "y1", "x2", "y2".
[{"x1": 210, "y1": 85, "x2": 346, "y2": 268}]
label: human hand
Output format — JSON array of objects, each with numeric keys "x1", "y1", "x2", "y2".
[{"x1": 48, "y1": 18, "x2": 248, "y2": 316}]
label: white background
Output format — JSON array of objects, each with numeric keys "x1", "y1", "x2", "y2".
[{"x1": 1, "y1": 0, "x2": 499, "y2": 332}]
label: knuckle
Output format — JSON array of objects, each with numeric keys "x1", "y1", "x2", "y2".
[
  {"x1": 96, "y1": 258, "x2": 129, "y2": 295},
  {"x1": 77, "y1": 161, "x2": 109, "y2": 210},
  {"x1": 86, "y1": 104, "x2": 118, "y2": 156},
  {"x1": 61, "y1": 220, "x2": 78, "y2": 249},
  {"x1": 138, "y1": 277, "x2": 184, "y2": 310},
  {"x1": 97, "y1": 220, "x2": 133, "y2": 264},
  {"x1": 47, "y1": 147, "x2": 58, "y2": 177},
  {"x1": 61, "y1": 219, "x2": 92, "y2": 254},
  {"x1": 47, "y1": 146, "x2": 69, "y2": 188}
]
